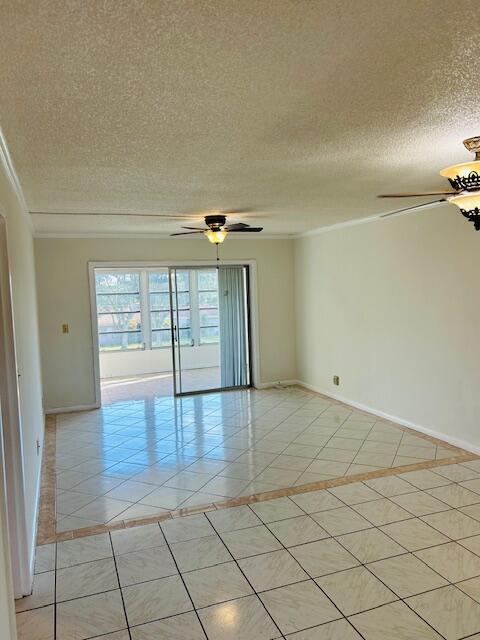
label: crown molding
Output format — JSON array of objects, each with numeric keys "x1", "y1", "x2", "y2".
[
  {"x1": 0, "y1": 128, "x2": 32, "y2": 231},
  {"x1": 31, "y1": 200, "x2": 449, "y2": 241},
  {"x1": 297, "y1": 200, "x2": 449, "y2": 238}
]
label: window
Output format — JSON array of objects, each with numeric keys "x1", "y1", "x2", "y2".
[
  {"x1": 95, "y1": 268, "x2": 219, "y2": 352},
  {"x1": 95, "y1": 272, "x2": 142, "y2": 351},
  {"x1": 197, "y1": 270, "x2": 219, "y2": 344},
  {"x1": 149, "y1": 270, "x2": 192, "y2": 348}
]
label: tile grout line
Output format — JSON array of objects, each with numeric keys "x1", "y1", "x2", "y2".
[
  {"x1": 241, "y1": 500, "x2": 368, "y2": 639},
  {"x1": 250, "y1": 481, "x2": 480, "y2": 636},
  {"x1": 155, "y1": 520, "x2": 218, "y2": 640},
  {"x1": 107, "y1": 531, "x2": 132, "y2": 640},
  {"x1": 53, "y1": 539, "x2": 57, "y2": 640},
  {"x1": 204, "y1": 512, "x2": 287, "y2": 639},
  {"x1": 320, "y1": 503, "x2": 473, "y2": 640}
]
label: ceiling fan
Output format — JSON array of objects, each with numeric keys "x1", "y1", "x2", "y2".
[
  {"x1": 378, "y1": 136, "x2": 480, "y2": 229},
  {"x1": 170, "y1": 213, "x2": 263, "y2": 244}
]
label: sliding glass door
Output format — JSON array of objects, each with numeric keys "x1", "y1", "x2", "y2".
[{"x1": 169, "y1": 266, "x2": 250, "y2": 395}]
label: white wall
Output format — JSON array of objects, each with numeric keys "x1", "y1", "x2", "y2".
[
  {"x1": 33, "y1": 206, "x2": 480, "y2": 452},
  {"x1": 35, "y1": 238, "x2": 297, "y2": 410},
  {"x1": 0, "y1": 455, "x2": 16, "y2": 640},
  {"x1": 0, "y1": 151, "x2": 44, "y2": 610},
  {"x1": 294, "y1": 205, "x2": 480, "y2": 451},
  {"x1": 99, "y1": 344, "x2": 219, "y2": 378}
]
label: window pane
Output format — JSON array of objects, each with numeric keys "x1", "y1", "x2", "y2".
[
  {"x1": 151, "y1": 329, "x2": 171, "y2": 348},
  {"x1": 177, "y1": 309, "x2": 190, "y2": 329},
  {"x1": 149, "y1": 271, "x2": 189, "y2": 293},
  {"x1": 149, "y1": 271, "x2": 190, "y2": 350},
  {"x1": 175, "y1": 292, "x2": 190, "y2": 310},
  {"x1": 151, "y1": 310, "x2": 171, "y2": 330},
  {"x1": 96, "y1": 272, "x2": 139, "y2": 294},
  {"x1": 197, "y1": 270, "x2": 217, "y2": 290},
  {"x1": 151, "y1": 328, "x2": 191, "y2": 347},
  {"x1": 199, "y1": 309, "x2": 219, "y2": 327},
  {"x1": 99, "y1": 331, "x2": 142, "y2": 351},
  {"x1": 148, "y1": 271, "x2": 169, "y2": 292},
  {"x1": 151, "y1": 310, "x2": 190, "y2": 330},
  {"x1": 179, "y1": 328, "x2": 191, "y2": 345},
  {"x1": 98, "y1": 312, "x2": 141, "y2": 333},
  {"x1": 173, "y1": 271, "x2": 190, "y2": 292},
  {"x1": 198, "y1": 291, "x2": 218, "y2": 308},
  {"x1": 150, "y1": 292, "x2": 170, "y2": 311},
  {"x1": 200, "y1": 326, "x2": 219, "y2": 343},
  {"x1": 97, "y1": 293, "x2": 140, "y2": 313}
]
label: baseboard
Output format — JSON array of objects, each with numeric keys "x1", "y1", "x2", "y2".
[
  {"x1": 255, "y1": 380, "x2": 299, "y2": 390},
  {"x1": 45, "y1": 403, "x2": 100, "y2": 415},
  {"x1": 296, "y1": 380, "x2": 480, "y2": 456}
]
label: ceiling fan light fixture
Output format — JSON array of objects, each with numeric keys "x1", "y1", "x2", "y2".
[
  {"x1": 204, "y1": 229, "x2": 228, "y2": 244},
  {"x1": 439, "y1": 136, "x2": 480, "y2": 192},
  {"x1": 440, "y1": 160, "x2": 480, "y2": 192},
  {"x1": 447, "y1": 192, "x2": 480, "y2": 230}
]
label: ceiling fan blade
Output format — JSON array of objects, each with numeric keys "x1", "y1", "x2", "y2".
[
  {"x1": 30, "y1": 211, "x2": 199, "y2": 219},
  {"x1": 170, "y1": 231, "x2": 205, "y2": 236},
  {"x1": 224, "y1": 222, "x2": 250, "y2": 230},
  {"x1": 378, "y1": 190, "x2": 457, "y2": 198},
  {"x1": 223, "y1": 208, "x2": 256, "y2": 214},
  {"x1": 229, "y1": 227, "x2": 264, "y2": 232},
  {"x1": 180, "y1": 226, "x2": 206, "y2": 230},
  {"x1": 380, "y1": 199, "x2": 447, "y2": 218}
]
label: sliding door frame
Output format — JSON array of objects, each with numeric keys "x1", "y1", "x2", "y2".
[
  {"x1": 168, "y1": 265, "x2": 252, "y2": 397},
  {"x1": 88, "y1": 260, "x2": 261, "y2": 407},
  {"x1": 0, "y1": 213, "x2": 31, "y2": 602}
]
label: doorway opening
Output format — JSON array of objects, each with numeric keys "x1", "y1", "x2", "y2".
[
  {"x1": 0, "y1": 214, "x2": 31, "y2": 601},
  {"x1": 91, "y1": 263, "x2": 253, "y2": 405}
]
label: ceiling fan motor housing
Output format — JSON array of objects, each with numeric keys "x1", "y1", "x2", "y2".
[{"x1": 205, "y1": 214, "x2": 227, "y2": 230}]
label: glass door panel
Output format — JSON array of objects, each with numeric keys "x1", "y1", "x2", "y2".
[
  {"x1": 217, "y1": 266, "x2": 250, "y2": 388},
  {"x1": 169, "y1": 266, "x2": 250, "y2": 396}
]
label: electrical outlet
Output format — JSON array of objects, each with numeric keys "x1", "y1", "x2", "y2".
[
  {"x1": 36, "y1": 439, "x2": 41, "y2": 456},
  {"x1": 62, "y1": 323, "x2": 69, "y2": 334},
  {"x1": 333, "y1": 375, "x2": 340, "y2": 386}
]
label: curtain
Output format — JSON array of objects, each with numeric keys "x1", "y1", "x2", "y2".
[{"x1": 218, "y1": 266, "x2": 248, "y2": 387}]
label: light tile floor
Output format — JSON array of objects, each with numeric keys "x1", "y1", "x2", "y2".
[
  {"x1": 54, "y1": 386, "x2": 459, "y2": 533},
  {"x1": 100, "y1": 367, "x2": 221, "y2": 404},
  {"x1": 21, "y1": 464, "x2": 480, "y2": 640}
]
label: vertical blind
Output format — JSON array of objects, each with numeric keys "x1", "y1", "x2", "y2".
[{"x1": 218, "y1": 266, "x2": 248, "y2": 387}]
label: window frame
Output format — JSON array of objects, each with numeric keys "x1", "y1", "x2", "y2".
[
  {"x1": 95, "y1": 267, "x2": 220, "y2": 353},
  {"x1": 148, "y1": 269, "x2": 193, "y2": 350},
  {"x1": 196, "y1": 270, "x2": 220, "y2": 346},
  {"x1": 95, "y1": 270, "x2": 144, "y2": 352}
]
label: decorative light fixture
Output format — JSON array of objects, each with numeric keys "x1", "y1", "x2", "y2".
[
  {"x1": 441, "y1": 136, "x2": 480, "y2": 229},
  {"x1": 446, "y1": 192, "x2": 480, "y2": 230},
  {"x1": 170, "y1": 213, "x2": 263, "y2": 257},
  {"x1": 379, "y1": 136, "x2": 480, "y2": 230},
  {"x1": 440, "y1": 137, "x2": 480, "y2": 191},
  {"x1": 204, "y1": 229, "x2": 228, "y2": 244}
]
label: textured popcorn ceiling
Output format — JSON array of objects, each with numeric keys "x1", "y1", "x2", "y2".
[{"x1": 1, "y1": 1, "x2": 480, "y2": 235}]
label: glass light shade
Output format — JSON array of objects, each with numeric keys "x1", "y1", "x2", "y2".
[
  {"x1": 448, "y1": 192, "x2": 480, "y2": 212},
  {"x1": 204, "y1": 229, "x2": 228, "y2": 244},
  {"x1": 448, "y1": 191, "x2": 480, "y2": 230},
  {"x1": 440, "y1": 160, "x2": 480, "y2": 191}
]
